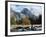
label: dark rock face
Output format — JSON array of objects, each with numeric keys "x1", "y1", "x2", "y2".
[
  {"x1": 21, "y1": 8, "x2": 38, "y2": 20},
  {"x1": 21, "y1": 8, "x2": 33, "y2": 17}
]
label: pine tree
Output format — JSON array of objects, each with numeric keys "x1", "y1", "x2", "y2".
[{"x1": 10, "y1": 16, "x2": 16, "y2": 25}]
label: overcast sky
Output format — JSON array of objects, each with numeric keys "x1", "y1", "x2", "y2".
[{"x1": 10, "y1": 4, "x2": 42, "y2": 16}]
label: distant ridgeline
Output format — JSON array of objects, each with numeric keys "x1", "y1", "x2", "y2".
[{"x1": 10, "y1": 8, "x2": 42, "y2": 25}]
